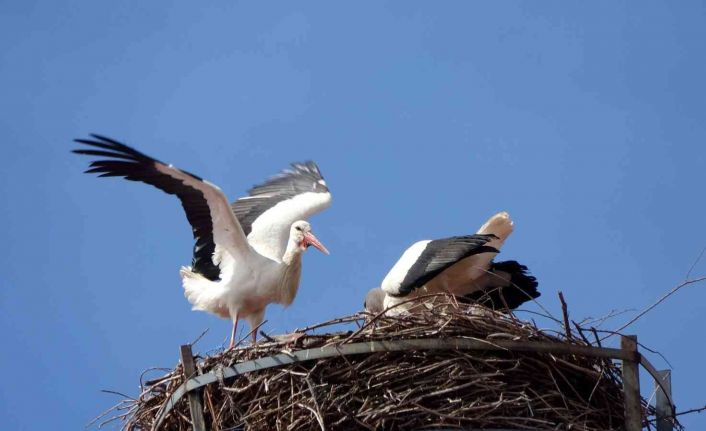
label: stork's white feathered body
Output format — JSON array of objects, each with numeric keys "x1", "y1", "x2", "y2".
[
  {"x1": 74, "y1": 135, "x2": 331, "y2": 347},
  {"x1": 368, "y1": 212, "x2": 539, "y2": 314},
  {"x1": 180, "y1": 220, "x2": 320, "y2": 337}
]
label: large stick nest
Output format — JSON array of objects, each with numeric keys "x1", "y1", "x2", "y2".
[{"x1": 106, "y1": 298, "x2": 654, "y2": 431}]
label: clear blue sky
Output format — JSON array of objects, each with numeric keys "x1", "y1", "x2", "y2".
[{"x1": 1, "y1": 1, "x2": 705, "y2": 429}]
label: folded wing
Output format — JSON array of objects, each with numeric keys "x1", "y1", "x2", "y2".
[{"x1": 382, "y1": 234, "x2": 498, "y2": 297}]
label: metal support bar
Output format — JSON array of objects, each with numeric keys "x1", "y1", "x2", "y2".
[
  {"x1": 180, "y1": 344, "x2": 206, "y2": 431},
  {"x1": 655, "y1": 369, "x2": 673, "y2": 431},
  {"x1": 639, "y1": 356, "x2": 675, "y2": 410},
  {"x1": 621, "y1": 335, "x2": 642, "y2": 431}
]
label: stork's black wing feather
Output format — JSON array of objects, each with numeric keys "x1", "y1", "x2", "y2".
[
  {"x1": 462, "y1": 260, "x2": 540, "y2": 310},
  {"x1": 231, "y1": 161, "x2": 328, "y2": 236},
  {"x1": 395, "y1": 234, "x2": 498, "y2": 297},
  {"x1": 73, "y1": 134, "x2": 221, "y2": 281}
]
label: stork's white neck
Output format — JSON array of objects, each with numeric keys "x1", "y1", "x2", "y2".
[
  {"x1": 283, "y1": 235, "x2": 306, "y2": 264},
  {"x1": 278, "y1": 238, "x2": 304, "y2": 305}
]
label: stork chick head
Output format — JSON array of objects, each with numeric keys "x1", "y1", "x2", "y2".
[
  {"x1": 364, "y1": 287, "x2": 386, "y2": 314},
  {"x1": 290, "y1": 220, "x2": 329, "y2": 255}
]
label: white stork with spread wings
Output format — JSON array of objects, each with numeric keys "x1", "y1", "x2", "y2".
[{"x1": 74, "y1": 135, "x2": 331, "y2": 347}]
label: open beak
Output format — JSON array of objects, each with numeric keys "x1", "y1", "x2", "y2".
[{"x1": 303, "y1": 231, "x2": 330, "y2": 255}]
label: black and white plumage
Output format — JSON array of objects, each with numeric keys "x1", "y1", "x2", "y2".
[
  {"x1": 381, "y1": 235, "x2": 499, "y2": 298},
  {"x1": 370, "y1": 212, "x2": 540, "y2": 314},
  {"x1": 461, "y1": 260, "x2": 539, "y2": 310},
  {"x1": 231, "y1": 162, "x2": 331, "y2": 262},
  {"x1": 73, "y1": 134, "x2": 331, "y2": 347}
]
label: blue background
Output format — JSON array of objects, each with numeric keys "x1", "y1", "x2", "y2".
[{"x1": 1, "y1": 1, "x2": 705, "y2": 429}]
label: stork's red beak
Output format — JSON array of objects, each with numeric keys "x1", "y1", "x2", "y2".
[{"x1": 303, "y1": 231, "x2": 330, "y2": 255}]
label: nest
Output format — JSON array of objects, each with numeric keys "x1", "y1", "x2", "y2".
[{"x1": 105, "y1": 297, "x2": 654, "y2": 431}]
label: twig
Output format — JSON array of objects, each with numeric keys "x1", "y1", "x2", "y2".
[
  {"x1": 590, "y1": 327, "x2": 602, "y2": 347},
  {"x1": 674, "y1": 404, "x2": 706, "y2": 417},
  {"x1": 579, "y1": 308, "x2": 635, "y2": 328},
  {"x1": 190, "y1": 328, "x2": 210, "y2": 347},
  {"x1": 685, "y1": 245, "x2": 706, "y2": 281},
  {"x1": 100, "y1": 389, "x2": 135, "y2": 400},
  {"x1": 602, "y1": 276, "x2": 706, "y2": 341},
  {"x1": 258, "y1": 330, "x2": 277, "y2": 343},
  {"x1": 558, "y1": 292, "x2": 572, "y2": 340},
  {"x1": 304, "y1": 374, "x2": 326, "y2": 430}
]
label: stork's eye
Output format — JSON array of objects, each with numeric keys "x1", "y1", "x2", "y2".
[{"x1": 295, "y1": 226, "x2": 302, "y2": 231}]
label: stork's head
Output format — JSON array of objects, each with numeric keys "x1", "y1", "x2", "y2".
[
  {"x1": 364, "y1": 287, "x2": 386, "y2": 314},
  {"x1": 290, "y1": 220, "x2": 329, "y2": 255}
]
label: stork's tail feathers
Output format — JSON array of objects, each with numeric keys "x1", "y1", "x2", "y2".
[
  {"x1": 463, "y1": 260, "x2": 540, "y2": 311},
  {"x1": 180, "y1": 266, "x2": 229, "y2": 318}
]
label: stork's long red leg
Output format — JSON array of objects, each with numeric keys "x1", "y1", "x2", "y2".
[{"x1": 229, "y1": 315, "x2": 239, "y2": 349}]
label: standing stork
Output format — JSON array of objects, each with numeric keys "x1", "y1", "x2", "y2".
[
  {"x1": 73, "y1": 134, "x2": 331, "y2": 348},
  {"x1": 366, "y1": 212, "x2": 539, "y2": 314}
]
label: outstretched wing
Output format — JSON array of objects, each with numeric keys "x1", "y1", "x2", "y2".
[
  {"x1": 73, "y1": 134, "x2": 250, "y2": 281},
  {"x1": 231, "y1": 161, "x2": 331, "y2": 260},
  {"x1": 382, "y1": 234, "x2": 498, "y2": 297}
]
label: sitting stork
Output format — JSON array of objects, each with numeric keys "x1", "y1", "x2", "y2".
[
  {"x1": 73, "y1": 134, "x2": 331, "y2": 347},
  {"x1": 365, "y1": 212, "x2": 539, "y2": 314}
]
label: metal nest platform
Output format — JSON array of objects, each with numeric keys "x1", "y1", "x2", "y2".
[{"x1": 102, "y1": 298, "x2": 677, "y2": 431}]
